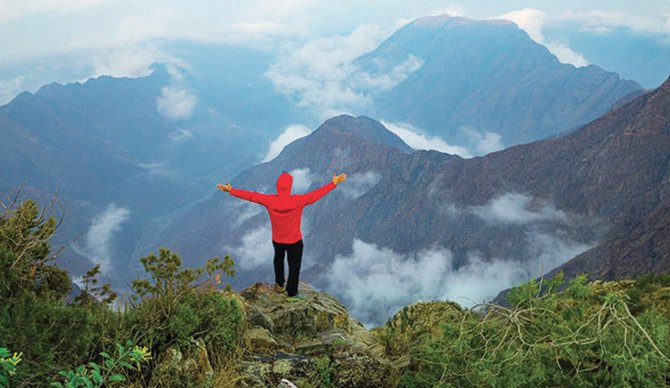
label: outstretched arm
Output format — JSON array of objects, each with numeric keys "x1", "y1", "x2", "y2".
[
  {"x1": 302, "y1": 172, "x2": 347, "y2": 206},
  {"x1": 216, "y1": 182, "x2": 270, "y2": 206}
]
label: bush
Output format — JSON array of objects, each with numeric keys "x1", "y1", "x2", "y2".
[
  {"x1": 399, "y1": 273, "x2": 670, "y2": 387},
  {"x1": 125, "y1": 248, "x2": 243, "y2": 375}
]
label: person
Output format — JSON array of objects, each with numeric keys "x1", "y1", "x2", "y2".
[{"x1": 217, "y1": 171, "x2": 347, "y2": 298}]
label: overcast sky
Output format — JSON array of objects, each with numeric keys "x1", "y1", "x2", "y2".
[{"x1": 1, "y1": 0, "x2": 669, "y2": 103}]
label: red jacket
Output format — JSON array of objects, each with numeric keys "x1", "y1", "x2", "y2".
[{"x1": 229, "y1": 172, "x2": 336, "y2": 244}]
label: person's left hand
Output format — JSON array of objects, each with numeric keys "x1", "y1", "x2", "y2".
[
  {"x1": 217, "y1": 182, "x2": 232, "y2": 192},
  {"x1": 332, "y1": 173, "x2": 347, "y2": 185}
]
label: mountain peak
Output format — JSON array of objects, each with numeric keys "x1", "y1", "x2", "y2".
[
  {"x1": 313, "y1": 115, "x2": 412, "y2": 153},
  {"x1": 411, "y1": 14, "x2": 515, "y2": 29}
]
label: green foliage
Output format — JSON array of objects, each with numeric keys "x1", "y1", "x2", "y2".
[
  {"x1": 0, "y1": 295, "x2": 122, "y2": 384},
  {"x1": 126, "y1": 248, "x2": 242, "y2": 370},
  {"x1": 0, "y1": 347, "x2": 22, "y2": 388},
  {"x1": 0, "y1": 196, "x2": 245, "y2": 386},
  {"x1": 73, "y1": 264, "x2": 117, "y2": 307},
  {"x1": 50, "y1": 340, "x2": 151, "y2": 388},
  {"x1": 400, "y1": 272, "x2": 670, "y2": 387},
  {"x1": 0, "y1": 199, "x2": 70, "y2": 301},
  {"x1": 314, "y1": 356, "x2": 335, "y2": 388}
]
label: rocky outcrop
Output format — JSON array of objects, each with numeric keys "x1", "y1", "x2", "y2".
[{"x1": 237, "y1": 282, "x2": 402, "y2": 387}]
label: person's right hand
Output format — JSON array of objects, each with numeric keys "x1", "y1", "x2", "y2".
[
  {"x1": 332, "y1": 173, "x2": 347, "y2": 185},
  {"x1": 217, "y1": 182, "x2": 232, "y2": 192}
]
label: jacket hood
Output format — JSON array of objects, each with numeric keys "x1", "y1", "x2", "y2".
[{"x1": 276, "y1": 172, "x2": 293, "y2": 196}]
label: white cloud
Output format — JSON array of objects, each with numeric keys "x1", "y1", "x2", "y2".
[
  {"x1": 382, "y1": 121, "x2": 472, "y2": 157},
  {"x1": 224, "y1": 225, "x2": 273, "y2": 270},
  {"x1": 353, "y1": 54, "x2": 424, "y2": 91},
  {"x1": 289, "y1": 167, "x2": 313, "y2": 193},
  {"x1": 460, "y1": 126, "x2": 504, "y2": 155},
  {"x1": 500, "y1": 8, "x2": 588, "y2": 67},
  {"x1": 0, "y1": 75, "x2": 26, "y2": 105},
  {"x1": 339, "y1": 171, "x2": 382, "y2": 199},
  {"x1": 83, "y1": 204, "x2": 130, "y2": 273},
  {"x1": 91, "y1": 45, "x2": 164, "y2": 78},
  {"x1": 470, "y1": 193, "x2": 567, "y2": 225},
  {"x1": 232, "y1": 202, "x2": 263, "y2": 227},
  {"x1": 557, "y1": 10, "x2": 670, "y2": 36},
  {"x1": 324, "y1": 230, "x2": 594, "y2": 327},
  {"x1": 169, "y1": 128, "x2": 194, "y2": 143},
  {"x1": 429, "y1": 6, "x2": 465, "y2": 17},
  {"x1": 0, "y1": 0, "x2": 107, "y2": 23},
  {"x1": 262, "y1": 124, "x2": 312, "y2": 162},
  {"x1": 264, "y1": 23, "x2": 421, "y2": 118},
  {"x1": 156, "y1": 85, "x2": 196, "y2": 120}
]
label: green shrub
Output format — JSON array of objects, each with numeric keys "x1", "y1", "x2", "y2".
[
  {"x1": 125, "y1": 248, "x2": 242, "y2": 373},
  {"x1": 399, "y1": 273, "x2": 670, "y2": 387},
  {"x1": 50, "y1": 340, "x2": 151, "y2": 388}
]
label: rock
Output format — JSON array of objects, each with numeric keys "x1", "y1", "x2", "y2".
[
  {"x1": 150, "y1": 338, "x2": 214, "y2": 387},
  {"x1": 244, "y1": 327, "x2": 280, "y2": 354},
  {"x1": 238, "y1": 282, "x2": 400, "y2": 387}
]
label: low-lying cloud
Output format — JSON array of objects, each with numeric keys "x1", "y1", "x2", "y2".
[
  {"x1": 224, "y1": 225, "x2": 273, "y2": 270},
  {"x1": 156, "y1": 85, "x2": 197, "y2": 120},
  {"x1": 382, "y1": 121, "x2": 472, "y2": 157},
  {"x1": 322, "y1": 192, "x2": 596, "y2": 327},
  {"x1": 289, "y1": 167, "x2": 314, "y2": 193},
  {"x1": 470, "y1": 193, "x2": 567, "y2": 225},
  {"x1": 262, "y1": 124, "x2": 312, "y2": 162},
  {"x1": 325, "y1": 229, "x2": 594, "y2": 327},
  {"x1": 339, "y1": 171, "x2": 382, "y2": 199},
  {"x1": 460, "y1": 126, "x2": 504, "y2": 155},
  {"x1": 83, "y1": 204, "x2": 130, "y2": 274}
]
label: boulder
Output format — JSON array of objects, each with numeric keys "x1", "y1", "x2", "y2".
[{"x1": 238, "y1": 282, "x2": 399, "y2": 387}]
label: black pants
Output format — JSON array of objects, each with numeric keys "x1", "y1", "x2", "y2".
[{"x1": 272, "y1": 240, "x2": 303, "y2": 297}]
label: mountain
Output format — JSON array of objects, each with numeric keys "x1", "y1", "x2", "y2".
[
  {"x1": 0, "y1": 65, "x2": 276, "y2": 280},
  {"x1": 359, "y1": 15, "x2": 642, "y2": 149},
  {"x1": 153, "y1": 74, "x2": 670, "y2": 324}
]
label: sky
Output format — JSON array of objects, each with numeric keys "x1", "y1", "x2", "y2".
[{"x1": 1, "y1": 0, "x2": 670, "y2": 105}]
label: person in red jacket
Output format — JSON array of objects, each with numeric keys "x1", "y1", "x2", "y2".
[{"x1": 217, "y1": 171, "x2": 347, "y2": 297}]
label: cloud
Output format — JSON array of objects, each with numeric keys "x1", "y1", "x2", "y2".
[
  {"x1": 353, "y1": 54, "x2": 424, "y2": 91},
  {"x1": 91, "y1": 45, "x2": 166, "y2": 78},
  {"x1": 324, "y1": 230, "x2": 594, "y2": 327},
  {"x1": 224, "y1": 226, "x2": 273, "y2": 270},
  {"x1": 264, "y1": 23, "x2": 421, "y2": 118},
  {"x1": 0, "y1": 75, "x2": 26, "y2": 105},
  {"x1": 262, "y1": 124, "x2": 312, "y2": 162},
  {"x1": 289, "y1": 167, "x2": 313, "y2": 193},
  {"x1": 156, "y1": 85, "x2": 197, "y2": 120},
  {"x1": 557, "y1": 10, "x2": 670, "y2": 37},
  {"x1": 339, "y1": 171, "x2": 382, "y2": 199},
  {"x1": 169, "y1": 128, "x2": 194, "y2": 143},
  {"x1": 0, "y1": 0, "x2": 107, "y2": 23},
  {"x1": 382, "y1": 121, "x2": 473, "y2": 157},
  {"x1": 232, "y1": 202, "x2": 263, "y2": 227},
  {"x1": 459, "y1": 126, "x2": 504, "y2": 155},
  {"x1": 429, "y1": 6, "x2": 465, "y2": 17},
  {"x1": 500, "y1": 8, "x2": 588, "y2": 67},
  {"x1": 83, "y1": 204, "x2": 130, "y2": 273},
  {"x1": 470, "y1": 193, "x2": 567, "y2": 225}
]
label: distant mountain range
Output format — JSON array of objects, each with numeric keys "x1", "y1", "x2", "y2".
[{"x1": 361, "y1": 15, "x2": 642, "y2": 148}]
